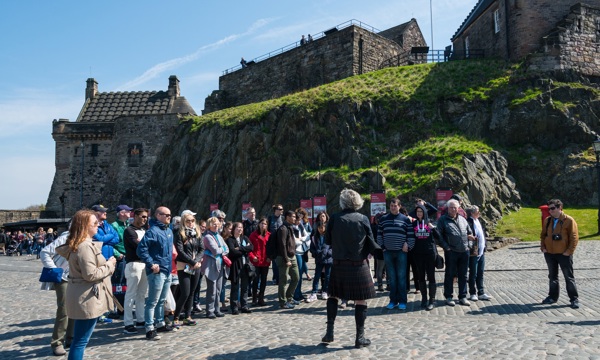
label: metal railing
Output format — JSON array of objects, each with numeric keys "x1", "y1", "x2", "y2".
[
  {"x1": 222, "y1": 19, "x2": 381, "y2": 75},
  {"x1": 379, "y1": 48, "x2": 486, "y2": 70}
]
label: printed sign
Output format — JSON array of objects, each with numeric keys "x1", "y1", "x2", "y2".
[
  {"x1": 300, "y1": 198, "x2": 313, "y2": 225},
  {"x1": 370, "y1": 191, "x2": 387, "y2": 222},
  {"x1": 242, "y1": 202, "x2": 252, "y2": 221},
  {"x1": 313, "y1": 195, "x2": 327, "y2": 221},
  {"x1": 436, "y1": 188, "x2": 453, "y2": 219}
]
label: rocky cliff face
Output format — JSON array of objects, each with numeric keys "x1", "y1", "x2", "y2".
[{"x1": 132, "y1": 72, "x2": 598, "y2": 231}]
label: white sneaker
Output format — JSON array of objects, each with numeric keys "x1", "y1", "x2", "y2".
[
  {"x1": 321, "y1": 292, "x2": 328, "y2": 300},
  {"x1": 306, "y1": 293, "x2": 318, "y2": 303},
  {"x1": 469, "y1": 294, "x2": 479, "y2": 301},
  {"x1": 459, "y1": 298, "x2": 471, "y2": 306},
  {"x1": 479, "y1": 293, "x2": 492, "y2": 301}
]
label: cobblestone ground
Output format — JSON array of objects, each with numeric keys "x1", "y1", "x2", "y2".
[{"x1": 1, "y1": 242, "x2": 599, "y2": 359}]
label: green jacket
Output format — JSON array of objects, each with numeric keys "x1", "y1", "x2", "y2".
[{"x1": 110, "y1": 220, "x2": 128, "y2": 257}]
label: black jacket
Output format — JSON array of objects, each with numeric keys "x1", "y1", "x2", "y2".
[
  {"x1": 174, "y1": 229, "x2": 204, "y2": 267},
  {"x1": 225, "y1": 235, "x2": 254, "y2": 283},
  {"x1": 411, "y1": 204, "x2": 437, "y2": 255},
  {"x1": 325, "y1": 209, "x2": 380, "y2": 261}
]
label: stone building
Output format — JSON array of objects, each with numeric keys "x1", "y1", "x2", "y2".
[
  {"x1": 451, "y1": 0, "x2": 600, "y2": 65},
  {"x1": 204, "y1": 19, "x2": 426, "y2": 113},
  {"x1": 45, "y1": 76, "x2": 196, "y2": 218}
]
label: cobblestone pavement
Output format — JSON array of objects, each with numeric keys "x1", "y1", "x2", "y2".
[{"x1": 1, "y1": 242, "x2": 599, "y2": 360}]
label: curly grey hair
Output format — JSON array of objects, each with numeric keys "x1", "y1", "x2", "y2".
[{"x1": 339, "y1": 188, "x2": 364, "y2": 210}]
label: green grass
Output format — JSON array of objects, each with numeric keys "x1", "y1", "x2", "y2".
[{"x1": 494, "y1": 207, "x2": 600, "y2": 241}]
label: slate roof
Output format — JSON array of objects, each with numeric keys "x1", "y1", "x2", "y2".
[
  {"x1": 451, "y1": 0, "x2": 495, "y2": 41},
  {"x1": 77, "y1": 90, "x2": 196, "y2": 122}
]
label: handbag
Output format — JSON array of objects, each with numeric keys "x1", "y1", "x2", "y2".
[
  {"x1": 245, "y1": 262, "x2": 256, "y2": 278},
  {"x1": 222, "y1": 255, "x2": 232, "y2": 268},
  {"x1": 39, "y1": 267, "x2": 63, "y2": 283},
  {"x1": 435, "y1": 255, "x2": 445, "y2": 269}
]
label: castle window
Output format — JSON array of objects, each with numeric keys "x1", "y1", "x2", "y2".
[
  {"x1": 91, "y1": 144, "x2": 99, "y2": 157},
  {"x1": 494, "y1": 9, "x2": 501, "y2": 34}
]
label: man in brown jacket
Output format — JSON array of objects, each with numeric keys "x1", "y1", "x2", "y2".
[
  {"x1": 540, "y1": 198, "x2": 579, "y2": 309},
  {"x1": 275, "y1": 210, "x2": 299, "y2": 309}
]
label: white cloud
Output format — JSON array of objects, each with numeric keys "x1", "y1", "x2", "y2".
[{"x1": 118, "y1": 18, "x2": 277, "y2": 91}]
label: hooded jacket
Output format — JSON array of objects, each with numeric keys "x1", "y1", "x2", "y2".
[
  {"x1": 93, "y1": 220, "x2": 119, "y2": 260},
  {"x1": 411, "y1": 204, "x2": 437, "y2": 255},
  {"x1": 136, "y1": 218, "x2": 173, "y2": 276},
  {"x1": 56, "y1": 240, "x2": 115, "y2": 319}
]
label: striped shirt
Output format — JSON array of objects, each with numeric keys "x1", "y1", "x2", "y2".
[{"x1": 377, "y1": 212, "x2": 415, "y2": 251}]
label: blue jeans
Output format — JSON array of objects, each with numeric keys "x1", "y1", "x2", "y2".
[
  {"x1": 68, "y1": 318, "x2": 97, "y2": 360},
  {"x1": 383, "y1": 250, "x2": 407, "y2": 304},
  {"x1": 444, "y1": 250, "x2": 469, "y2": 299},
  {"x1": 293, "y1": 254, "x2": 305, "y2": 300},
  {"x1": 312, "y1": 262, "x2": 332, "y2": 293},
  {"x1": 468, "y1": 255, "x2": 486, "y2": 296},
  {"x1": 145, "y1": 272, "x2": 171, "y2": 331}
]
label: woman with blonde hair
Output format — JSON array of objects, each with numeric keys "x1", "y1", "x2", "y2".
[
  {"x1": 56, "y1": 210, "x2": 116, "y2": 360},
  {"x1": 173, "y1": 210, "x2": 204, "y2": 325},
  {"x1": 201, "y1": 217, "x2": 229, "y2": 319}
]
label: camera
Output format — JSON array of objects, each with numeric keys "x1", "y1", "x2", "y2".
[{"x1": 552, "y1": 234, "x2": 562, "y2": 241}]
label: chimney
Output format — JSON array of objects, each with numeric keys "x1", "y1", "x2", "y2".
[
  {"x1": 168, "y1": 75, "x2": 180, "y2": 97},
  {"x1": 86, "y1": 78, "x2": 98, "y2": 100}
]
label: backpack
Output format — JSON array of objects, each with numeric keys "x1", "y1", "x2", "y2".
[{"x1": 265, "y1": 231, "x2": 278, "y2": 260}]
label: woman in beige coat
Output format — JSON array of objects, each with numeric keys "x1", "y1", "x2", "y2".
[{"x1": 56, "y1": 209, "x2": 116, "y2": 360}]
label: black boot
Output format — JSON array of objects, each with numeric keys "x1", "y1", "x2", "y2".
[
  {"x1": 321, "y1": 298, "x2": 338, "y2": 343},
  {"x1": 354, "y1": 304, "x2": 371, "y2": 348},
  {"x1": 427, "y1": 298, "x2": 435, "y2": 311}
]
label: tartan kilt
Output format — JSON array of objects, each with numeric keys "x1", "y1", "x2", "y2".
[{"x1": 328, "y1": 261, "x2": 376, "y2": 300}]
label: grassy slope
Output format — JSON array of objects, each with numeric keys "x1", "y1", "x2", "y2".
[{"x1": 495, "y1": 207, "x2": 599, "y2": 240}]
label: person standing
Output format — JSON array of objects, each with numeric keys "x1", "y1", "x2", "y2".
[
  {"x1": 540, "y1": 199, "x2": 579, "y2": 309},
  {"x1": 411, "y1": 204, "x2": 438, "y2": 310},
  {"x1": 377, "y1": 198, "x2": 415, "y2": 310},
  {"x1": 173, "y1": 210, "x2": 204, "y2": 325},
  {"x1": 321, "y1": 189, "x2": 380, "y2": 348},
  {"x1": 248, "y1": 218, "x2": 270, "y2": 306},
  {"x1": 122, "y1": 208, "x2": 149, "y2": 334},
  {"x1": 225, "y1": 222, "x2": 254, "y2": 314},
  {"x1": 40, "y1": 230, "x2": 74, "y2": 356},
  {"x1": 268, "y1": 204, "x2": 284, "y2": 284},
  {"x1": 136, "y1": 206, "x2": 175, "y2": 340},
  {"x1": 201, "y1": 217, "x2": 229, "y2": 319},
  {"x1": 437, "y1": 199, "x2": 475, "y2": 307},
  {"x1": 466, "y1": 205, "x2": 493, "y2": 302},
  {"x1": 275, "y1": 210, "x2": 300, "y2": 309},
  {"x1": 91, "y1": 205, "x2": 120, "y2": 261},
  {"x1": 55, "y1": 210, "x2": 116, "y2": 360},
  {"x1": 243, "y1": 207, "x2": 259, "y2": 238}
]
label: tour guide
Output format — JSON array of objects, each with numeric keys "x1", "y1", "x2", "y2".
[{"x1": 322, "y1": 189, "x2": 380, "y2": 348}]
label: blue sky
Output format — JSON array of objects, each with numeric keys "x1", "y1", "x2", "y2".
[{"x1": 0, "y1": 0, "x2": 476, "y2": 209}]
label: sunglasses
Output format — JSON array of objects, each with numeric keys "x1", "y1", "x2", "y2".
[
  {"x1": 159, "y1": 213, "x2": 172, "y2": 217},
  {"x1": 548, "y1": 206, "x2": 557, "y2": 211}
]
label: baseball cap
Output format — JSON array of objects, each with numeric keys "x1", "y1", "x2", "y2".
[
  {"x1": 116, "y1": 205, "x2": 133, "y2": 212},
  {"x1": 91, "y1": 204, "x2": 108, "y2": 212},
  {"x1": 181, "y1": 209, "x2": 197, "y2": 217}
]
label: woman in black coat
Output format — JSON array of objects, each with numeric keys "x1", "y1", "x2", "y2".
[
  {"x1": 225, "y1": 222, "x2": 254, "y2": 314},
  {"x1": 173, "y1": 210, "x2": 204, "y2": 326}
]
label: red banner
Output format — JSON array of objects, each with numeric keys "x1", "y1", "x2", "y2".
[
  {"x1": 209, "y1": 203, "x2": 219, "y2": 215},
  {"x1": 370, "y1": 192, "x2": 386, "y2": 222},
  {"x1": 435, "y1": 188, "x2": 453, "y2": 219},
  {"x1": 313, "y1": 195, "x2": 327, "y2": 221},
  {"x1": 241, "y1": 202, "x2": 252, "y2": 221},
  {"x1": 300, "y1": 198, "x2": 313, "y2": 225}
]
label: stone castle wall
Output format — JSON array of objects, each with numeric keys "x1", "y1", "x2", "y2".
[
  {"x1": 528, "y1": 3, "x2": 600, "y2": 76},
  {"x1": 205, "y1": 22, "x2": 426, "y2": 113},
  {"x1": 452, "y1": 0, "x2": 600, "y2": 62},
  {"x1": 0, "y1": 210, "x2": 41, "y2": 228},
  {"x1": 46, "y1": 114, "x2": 180, "y2": 217}
]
